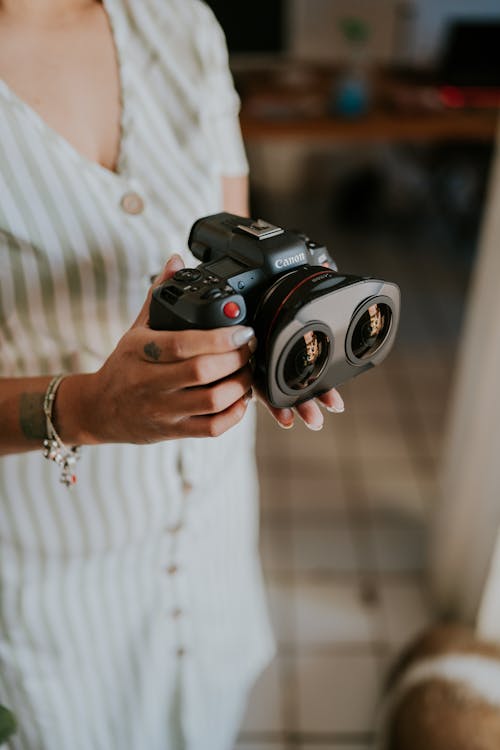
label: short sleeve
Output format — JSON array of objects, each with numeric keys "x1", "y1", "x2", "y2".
[{"x1": 195, "y1": 2, "x2": 249, "y2": 177}]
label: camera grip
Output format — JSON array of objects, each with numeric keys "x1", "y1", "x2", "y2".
[{"x1": 149, "y1": 283, "x2": 247, "y2": 331}]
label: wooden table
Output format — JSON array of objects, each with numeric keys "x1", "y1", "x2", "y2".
[
  {"x1": 240, "y1": 110, "x2": 498, "y2": 143},
  {"x1": 235, "y1": 65, "x2": 499, "y2": 144}
]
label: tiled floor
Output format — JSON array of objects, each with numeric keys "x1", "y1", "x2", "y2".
[{"x1": 235, "y1": 166, "x2": 476, "y2": 749}]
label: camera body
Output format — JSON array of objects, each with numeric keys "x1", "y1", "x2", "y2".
[{"x1": 150, "y1": 213, "x2": 400, "y2": 408}]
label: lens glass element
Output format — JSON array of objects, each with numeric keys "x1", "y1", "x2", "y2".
[
  {"x1": 282, "y1": 330, "x2": 330, "y2": 391},
  {"x1": 350, "y1": 303, "x2": 391, "y2": 360}
]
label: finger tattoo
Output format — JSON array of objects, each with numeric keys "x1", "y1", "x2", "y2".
[{"x1": 144, "y1": 341, "x2": 161, "y2": 361}]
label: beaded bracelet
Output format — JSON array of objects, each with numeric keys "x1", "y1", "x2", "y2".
[{"x1": 42, "y1": 374, "x2": 81, "y2": 487}]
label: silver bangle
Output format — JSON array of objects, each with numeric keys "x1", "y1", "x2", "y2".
[{"x1": 42, "y1": 374, "x2": 81, "y2": 487}]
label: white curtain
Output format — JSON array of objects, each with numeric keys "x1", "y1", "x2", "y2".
[{"x1": 429, "y1": 119, "x2": 500, "y2": 633}]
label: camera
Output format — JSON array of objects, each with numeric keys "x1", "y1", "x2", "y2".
[{"x1": 150, "y1": 213, "x2": 400, "y2": 408}]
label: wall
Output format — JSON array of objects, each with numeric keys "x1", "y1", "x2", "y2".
[
  {"x1": 411, "y1": 0, "x2": 500, "y2": 64},
  {"x1": 288, "y1": 0, "x2": 500, "y2": 66},
  {"x1": 288, "y1": 0, "x2": 399, "y2": 63}
]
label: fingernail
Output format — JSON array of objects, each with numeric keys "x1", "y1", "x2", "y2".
[
  {"x1": 307, "y1": 420, "x2": 323, "y2": 431},
  {"x1": 277, "y1": 408, "x2": 294, "y2": 429},
  {"x1": 232, "y1": 327, "x2": 255, "y2": 348},
  {"x1": 248, "y1": 336, "x2": 257, "y2": 354},
  {"x1": 326, "y1": 392, "x2": 345, "y2": 413},
  {"x1": 167, "y1": 253, "x2": 183, "y2": 267}
]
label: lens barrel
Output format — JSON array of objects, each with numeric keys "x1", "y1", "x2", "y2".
[
  {"x1": 346, "y1": 300, "x2": 393, "y2": 363},
  {"x1": 282, "y1": 329, "x2": 330, "y2": 390}
]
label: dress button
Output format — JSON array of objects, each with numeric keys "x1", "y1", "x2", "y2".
[
  {"x1": 176, "y1": 647, "x2": 186, "y2": 658},
  {"x1": 166, "y1": 564, "x2": 178, "y2": 575},
  {"x1": 172, "y1": 608, "x2": 182, "y2": 619},
  {"x1": 166, "y1": 522, "x2": 183, "y2": 534},
  {"x1": 182, "y1": 481, "x2": 193, "y2": 494},
  {"x1": 120, "y1": 192, "x2": 144, "y2": 215}
]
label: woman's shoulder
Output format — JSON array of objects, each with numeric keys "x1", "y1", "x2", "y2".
[
  {"x1": 115, "y1": 0, "x2": 227, "y2": 76},
  {"x1": 119, "y1": 0, "x2": 223, "y2": 47}
]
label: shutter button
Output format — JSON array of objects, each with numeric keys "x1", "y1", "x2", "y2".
[{"x1": 121, "y1": 192, "x2": 144, "y2": 215}]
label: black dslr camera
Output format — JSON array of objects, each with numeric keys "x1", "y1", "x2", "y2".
[{"x1": 150, "y1": 213, "x2": 400, "y2": 408}]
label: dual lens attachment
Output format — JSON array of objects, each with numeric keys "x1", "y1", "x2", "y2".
[{"x1": 276, "y1": 297, "x2": 394, "y2": 398}]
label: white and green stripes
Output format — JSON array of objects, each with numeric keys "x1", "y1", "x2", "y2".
[{"x1": 0, "y1": 1, "x2": 273, "y2": 748}]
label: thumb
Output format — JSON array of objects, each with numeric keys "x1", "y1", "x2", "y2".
[
  {"x1": 133, "y1": 253, "x2": 185, "y2": 328},
  {"x1": 152, "y1": 253, "x2": 185, "y2": 287}
]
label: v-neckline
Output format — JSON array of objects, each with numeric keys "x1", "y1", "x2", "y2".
[{"x1": 0, "y1": 0, "x2": 129, "y2": 181}]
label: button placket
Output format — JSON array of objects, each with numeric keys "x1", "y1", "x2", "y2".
[
  {"x1": 164, "y1": 529, "x2": 187, "y2": 656},
  {"x1": 163, "y1": 471, "x2": 190, "y2": 659}
]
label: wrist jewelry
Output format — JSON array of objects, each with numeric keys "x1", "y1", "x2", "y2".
[{"x1": 42, "y1": 374, "x2": 81, "y2": 487}]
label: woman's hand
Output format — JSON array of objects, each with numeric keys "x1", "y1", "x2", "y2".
[
  {"x1": 60, "y1": 253, "x2": 344, "y2": 445},
  {"x1": 261, "y1": 387, "x2": 344, "y2": 432},
  {"x1": 58, "y1": 255, "x2": 255, "y2": 445}
]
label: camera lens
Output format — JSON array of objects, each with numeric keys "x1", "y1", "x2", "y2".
[
  {"x1": 282, "y1": 329, "x2": 330, "y2": 390},
  {"x1": 350, "y1": 303, "x2": 391, "y2": 360}
]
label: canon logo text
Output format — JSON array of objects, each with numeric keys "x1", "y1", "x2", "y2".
[{"x1": 275, "y1": 253, "x2": 306, "y2": 269}]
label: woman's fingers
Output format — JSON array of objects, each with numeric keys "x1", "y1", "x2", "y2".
[
  {"x1": 146, "y1": 348, "x2": 252, "y2": 391},
  {"x1": 255, "y1": 387, "x2": 345, "y2": 431},
  {"x1": 133, "y1": 253, "x2": 185, "y2": 328},
  {"x1": 139, "y1": 325, "x2": 256, "y2": 364},
  {"x1": 173, "y1": 367, "x2": 253, "y2": 416},
  {"x1": 253, "y1": 387, "x2": 295, "y2": 429},
  {"x1": 295, "y1": 399, "x2": 324, "y2": 430},
  {"x1": 295, "y1": 389, "x2": 345, "y2": 429},
  {"x1": 266, "y1": 404, "x2": 295, "y2": 429},
  {"x1": 316, "y1": 388, "x2": 345, "y2": 413},
  {"x1": 177, "y1": 393, "x2": 251, "y2": 438}
]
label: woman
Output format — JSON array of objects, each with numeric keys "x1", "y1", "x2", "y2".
[{"x1": 0, "y1": 1, "x2": 344, "y2": 748}]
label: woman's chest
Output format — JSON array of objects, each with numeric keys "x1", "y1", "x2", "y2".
[{"x1": 0, "y1": 5, "x2": 121, "y2": 172}]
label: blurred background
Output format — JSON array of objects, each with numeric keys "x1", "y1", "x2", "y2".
[{"x1": 207, "y1": 2, "x2": 500, "y2": 748}]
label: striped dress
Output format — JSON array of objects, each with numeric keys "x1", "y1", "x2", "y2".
[{"x1": 0, "y1": 1, "x2": 274, "y2": 748}]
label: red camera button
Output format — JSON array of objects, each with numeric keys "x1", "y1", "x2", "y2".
[{"x1": 223, "y1": 301, "x2": 241, "y2": 319}]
